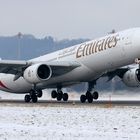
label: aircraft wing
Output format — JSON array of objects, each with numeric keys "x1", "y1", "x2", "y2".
[
  {"x1": 40, "y1": 61, "x2": 81, "y2": 76},
  {"x1": 104, "y1": 67, "x2": 129, "y2": 81},
  {"x1": 105, "y1": 64, "x2": 138, "y2": 81},
  {"x1": 0, "y1": 60, "x2": 81, "y2": 79},
  {"x1": 0, "y1": 60, "x2": 29, "y2": 74}
]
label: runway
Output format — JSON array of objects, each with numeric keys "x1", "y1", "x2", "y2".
[{"x1": 0, "y1": 99, "x2": 140, "y2": 107}]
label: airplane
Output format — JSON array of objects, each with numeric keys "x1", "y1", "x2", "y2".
[{"x1": 0, "y1": 28, "x2": 140, "y2": 103}]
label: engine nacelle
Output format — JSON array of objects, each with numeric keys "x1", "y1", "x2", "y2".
[
  {"x1": 23, "y1": 63, "x2": 52, "y2": 84},
  {"x1": 122, "y1": 68, "x2": 140, "y2": 87}
]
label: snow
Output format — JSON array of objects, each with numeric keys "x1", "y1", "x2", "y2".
[
  {"x1": 0, "y1": 90, "x2": 140, "y2": 139},
  {"x1": 0, "y1": 105, "x2": 139, "y2": 140}
]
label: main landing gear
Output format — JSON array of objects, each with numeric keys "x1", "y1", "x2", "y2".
[
  {"x1": 24, "y1": 82, "x2": 97, "y2": 103},
  {"x1": 80, "y1": 91, "x2": 99, "y2": 103},
  {"x1": 80, "y1": 81, "x2": 99, "y2": 103},
  {"x1": 24, "y1": 89, "x2": 43, "y2": 103},
  {"x1": 51, "y1": 90, "x2": 69, "y2": 101}
]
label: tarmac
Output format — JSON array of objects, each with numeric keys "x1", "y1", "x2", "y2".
[{"x1": 0, "y1": 99, "x2": 140, "y2": 107}]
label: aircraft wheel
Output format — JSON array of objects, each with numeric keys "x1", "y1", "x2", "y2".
[
  {"x1": 80, "y1": 95, "x2": 86, "y2": 103},
  {"x1": 87, "y1": 95, "x2": 93, "y2": 103},
  {"x1": 31, "y1": 95, "x2": 38, "y2": 103},
  {"x1": 24, "y1": 95, "x2": 31, "y2": 103},
  {"x1": 37, "y1": 89, "x2": 43, "y2": 98},
  {"x1": 93, "y1": 91, "x2": 99, "y2": 100},
  {"x1": 86, "y1": 91, "x2": 91, "y2": 99},
  {"x1": 30, "y1": 89, "x2": 36, "y2": 96},
  {"x1": 63, "y1": 93, "x2": 68, "y2": 101},
  {"x1": 51, "y1": 90, "x2": 57, "y2": 98},
  {"x1": 57, "y1": 91, "x2": 63, "y2": 101}
]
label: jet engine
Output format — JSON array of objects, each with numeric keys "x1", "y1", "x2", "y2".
[
  {"x1": 122, "y1": 68, "x2": 140, "y2": 87},
  {"x1": 23, "y1": 63, "x2": 52, "y2": 84}
]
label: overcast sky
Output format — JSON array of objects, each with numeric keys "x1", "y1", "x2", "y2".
[{"x1": 0, "y1": 0, "x2": 140, "y2": 39}]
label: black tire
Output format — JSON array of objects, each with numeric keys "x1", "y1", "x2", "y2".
[
  {"x1": 93, "y1": 91, "x2": 99, "y2": 100},
  {"x1": 51, "y1": 90, "x2": 57, "y2": 98},
  {"x1": 57, "y1": 91, "x2": 63, "y2": 101},
  {"x1": 30, "y1": 89, "x2": 35, "y2": 96},
  {"x1": 63, "y1": 93, "x2": 68, "y2": 101},
  {"x1": 87, "y1": 95, "x2": 93, "y2": 103},
  {"x1": 24, "y1": 95, "x2": 31, "y2": 103},
  {"x1": 86, "y1": 91, "x2": 91, "y2": 99},
  {"x1": 31, "y1": 95, "x2": 38, "y2": 103},
  {"x1": 37, "y1": 90, "x2": 43, "y2": 98},
  {"x1": 80, "y1": 95, "x2": 86, "y2": 103}
]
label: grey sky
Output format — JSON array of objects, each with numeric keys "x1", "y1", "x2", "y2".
[{"x1": 0, "y1": 0, "x2": 140, "y2": 39}]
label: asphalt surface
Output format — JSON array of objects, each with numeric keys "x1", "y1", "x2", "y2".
[{"x1": 0, "y1": 99, "x2": 140, "y2": 107}]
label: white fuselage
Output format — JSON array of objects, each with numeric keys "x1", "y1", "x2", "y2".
[{"x1": 1, "y1": 28, "x2": 140, "y2": 93}]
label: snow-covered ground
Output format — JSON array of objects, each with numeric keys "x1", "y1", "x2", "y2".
[
  {"x1": 0, "y1": 91, "x2": 140, "y2": 139},
  {"x1": 0, "y1": 105, "x2": 139, "y2": 140}
]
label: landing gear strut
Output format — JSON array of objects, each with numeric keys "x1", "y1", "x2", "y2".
[
  {"x1": 80, "y1": 82, "x2": 99, "y2": 103},
  {"x1": 51, "y1": 88, "x2": 69, "y2": 102}
]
